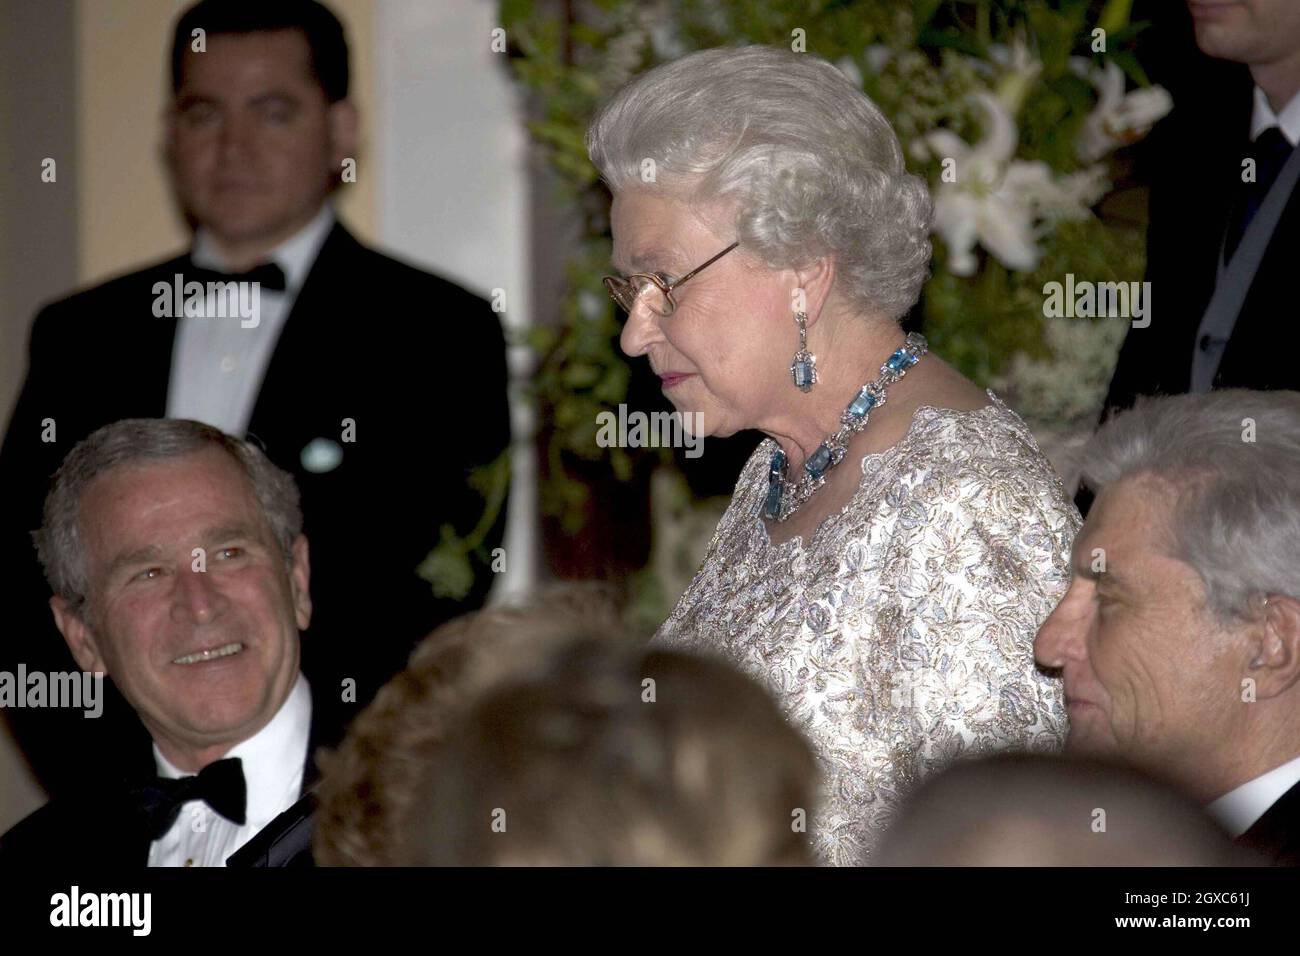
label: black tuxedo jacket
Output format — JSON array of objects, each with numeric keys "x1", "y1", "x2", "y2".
[
  {"x1": 1238, "y1": 778, "x2": 1300, "y2": 867},
  {"x1": 1102, "y1": 66, "x2": 1299, "y2": 417},
  {"x1": 1075, "y1": 63, "x2": 1296, "y2": 517},
  {"x1": 0, "y1": 221, "x2": 510, "y2": 795},
  {"x1": 0, "y1": 698, "x2": 328, "y2": 868}
]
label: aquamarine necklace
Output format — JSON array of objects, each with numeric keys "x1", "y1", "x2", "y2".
[{"x1": 764, "y1": 332, "x2": 927, "y2": 522}]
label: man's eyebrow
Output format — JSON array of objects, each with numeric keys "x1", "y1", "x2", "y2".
[
  {"x1": 200, "y1": 523, "x2": 261, "y2": 546},
  {"x1": 1094, "y1": 569, "x2": 1135, "y2": 593},
  {"x1": 104, "y1": 545, "x2": 163, "y2": 580},
  {"x1": 248, "y1": 91, "x2": 300, "y2": 107},
  {"x1": 175, "y1": 93, "x2": 219, "y2": 109},
  {"x1": 104, "y1": 524, "x2": 263, "y2": 578},
  {"x1": 175, "y1": 91, "x2": 300, "y2": 111},
  {"x1": 1072, "y1": 540, "x2": 1133, "y2": 590}
]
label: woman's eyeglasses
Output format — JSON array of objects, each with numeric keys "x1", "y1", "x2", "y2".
[{"x1": 602, "y1": 241, "x2": 739, "y2": 317}]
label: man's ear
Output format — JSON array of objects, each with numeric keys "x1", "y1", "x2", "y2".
[
  {"x1": 51, "y1": 596, "x2": 106, "y2": 675},
  {"x1": 327, "y1": 99, "x2": 359, "y2": 171},
  {"x1": 1245, "y1": 593, "x2": 1300, "y2": 699},
  {"x1": 790, "y1": 255, "x2": 837, "y2": 329},
  {"x1": 289, "y1": 534, "x2": 313, "y2": 632}
]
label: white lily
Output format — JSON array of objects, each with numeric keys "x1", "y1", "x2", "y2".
[
  {"x1": 988, "y1": 36, "x2": 1043, "y2": 115},
  {"x1": 915, "y1": 92, "x2": 1103, "y2": 276},
  {"x1": 1072, "y1": 58, "x2": 1173, "y2": 162}
]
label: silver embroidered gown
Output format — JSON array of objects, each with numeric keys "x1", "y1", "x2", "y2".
[{"x1": 654, "y1": 392, "x2": 1078, "y2": 865}]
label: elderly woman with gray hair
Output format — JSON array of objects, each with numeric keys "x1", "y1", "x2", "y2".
[{"x1": 588, "y1": 45, "x2": 1078, "y2": 864}]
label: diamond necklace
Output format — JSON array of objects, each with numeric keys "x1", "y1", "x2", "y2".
[{"x1": 764, "y1": 332, "x2": 928, "y2": 522}]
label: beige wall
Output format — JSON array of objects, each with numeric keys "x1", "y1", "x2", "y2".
[{"x1": 0, "y1": 0, "x2": 376, "y2": 835}]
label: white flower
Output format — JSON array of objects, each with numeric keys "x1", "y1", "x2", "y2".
[
  {"x1": 1035, "y1": 166, "x2": 1111, "y2": 220},
  {"x1": 834, "y1": 55, "x2": 863, "y2": 89},
  {"x1": 647, "y1": 17, "x2": 685, "y2": 59},
  {"x1": 914, "y1": 93, "x2": 1108, "y2": 276},
  {"x1": 864, "y1": 44, "x2": 893, "y2": 75},
  {"x1": 1072, "y1": 58, "x2": 1173, "y2": 162},
  {"x1": 988, "y1": 35, "x2": 1043, "y2": 115},
  {"x1": 578, "y1": 289, "x2": 604, "y2": 321}
]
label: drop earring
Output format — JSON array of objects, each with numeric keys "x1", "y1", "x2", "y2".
[{"x1": 790, "y1": 311, "x2": 817, "y2": 392}]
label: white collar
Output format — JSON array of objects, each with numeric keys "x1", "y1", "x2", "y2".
[
  {"x1": 152, "y1": 672, "x2": 313, "y2": 825},
  {"x1": 1250, "y1": 85, "x2": 1300, "y2": 147},
  {"x1": 1206, "y1": 752, "x2": 1300, "y2": 838},
  {"x1": 192, "y1": 203, "x2": 336, "y2": 292}
]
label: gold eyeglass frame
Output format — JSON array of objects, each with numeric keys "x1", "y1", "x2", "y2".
[{"x1": 602, "y1": 241, "x2": 740, "y2": 317}]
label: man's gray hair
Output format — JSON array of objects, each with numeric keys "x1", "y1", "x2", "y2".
[
  {"x1": 586, "y1": 44, "x2": 933, "y2": 320},
  {"x1": 1080, "y1": 390, "x2": 1300, "y2": 622},
  {"x1": 35, "y1": 418, "x2": 302, "y2": 619}
]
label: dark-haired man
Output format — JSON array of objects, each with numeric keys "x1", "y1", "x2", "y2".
[{"x1": 0, "y1": 0, "x2": 509, "y2": 797}]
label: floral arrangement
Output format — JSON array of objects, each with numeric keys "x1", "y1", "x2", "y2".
[
  {"x1": 500, "y1": 0, "x2": 1169, "y2": 522},
  {"x1": 418, "y1": 0, "x2": 1172, "y2": 604}
]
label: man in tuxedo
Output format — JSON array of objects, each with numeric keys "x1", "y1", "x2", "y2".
[
  {"x1": 1036, "y1": 390, "x2": 1300, "y2": 865},
  {"x1": 1, "y1": 419, "x2": 327, "y2": 866},
  {"x1": 1101, "y1": 1, "x2": 1300, "y2": 418},
  {"x1": 0, "y1": 0, "x2": 509, "y2": 797}
]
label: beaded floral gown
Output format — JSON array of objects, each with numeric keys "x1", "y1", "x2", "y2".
[{"x1": 654, "y1": 392, "x2": 1078, "y2": 865}]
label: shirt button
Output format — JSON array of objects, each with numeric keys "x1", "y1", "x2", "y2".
[{"x1": 220, "y1": 355, "x2": 237, "y2": 373}]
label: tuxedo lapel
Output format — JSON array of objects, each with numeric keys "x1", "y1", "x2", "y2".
[
  {"x1": 1168, "y1": 88, "x2": 1253, "y2": 385},
  {"x1": 223, "y1": 697, "x2": 327, "y2": 868},
  {"x1": 246, "y1": 222, "x2": 358, "y2": 449},
  {"x1": 302, "y1": 688, "x2": 339, "y2": 795},
  {"x1": 1215, "y1": 175, "x2": 1300, "y2": 386},
  {"x1": 130, "y1": 256, "x2": 189, "y2": 415},
  {"x1": 1238, "y1": 778, "x2": 1300, "y2": 865}
]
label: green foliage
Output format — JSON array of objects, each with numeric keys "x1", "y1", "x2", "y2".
[
  {"x1": 417, "y1": 450, "x2": 512, "y2": 601},
  {"x1": 501, "y1": 0, "x2": 1160, "y2": 532}
]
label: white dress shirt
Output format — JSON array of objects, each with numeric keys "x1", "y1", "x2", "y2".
[
  {"x1": 147, "y1": 673, "x2": 312, "y2": 867},
  {"x1": 1251, "y1": 85, "x2": 1300, "y2": 148},
  {"x1": 1206, "y1": 753, "x2": 1300, "y2": 839},
  {"x1": 166, "y1": 203, "x2": 336, "y2": 435}
]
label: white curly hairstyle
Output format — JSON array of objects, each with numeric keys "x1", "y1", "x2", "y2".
[{"x1": 586, "y1": 44, "x2": 933, "y2": 320}]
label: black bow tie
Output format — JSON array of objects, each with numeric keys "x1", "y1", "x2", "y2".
[
  {"x1": 184, "y1": 260, "x2": 288, "y2": 292},
  {"x1": 131, "y1": 757, "x2": 248, "y2": 839}
]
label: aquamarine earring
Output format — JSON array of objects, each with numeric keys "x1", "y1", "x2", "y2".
[{"x1": 790, "y1": 311, "x2": 817, "y2": 392}]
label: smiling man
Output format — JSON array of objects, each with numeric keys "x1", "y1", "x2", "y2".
[
  {"x1": 1, "y1": 419, "x2": 320, "y2": 866},
  {"x1": 0, "y1": 0, "x2": 509, "y2": 798},
  {"x1": 1035, "y1": 390, "x2": 1300, "y2": 864}
]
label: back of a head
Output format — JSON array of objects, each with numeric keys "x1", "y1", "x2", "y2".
[
  {"x1": 873, "y1": 754, "x2": 1253, "y2": 866},
  {"x1": 313, "y1": 584, "x2": 635, "y2": 866},
  {"x1": 403, "y1": 641, "x2": 819, "y2": 866}
]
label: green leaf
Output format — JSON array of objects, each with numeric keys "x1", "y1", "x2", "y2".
[{"x1": 416, "y1": 526, "x2": 476, "y2": 601}]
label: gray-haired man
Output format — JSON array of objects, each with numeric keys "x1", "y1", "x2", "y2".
[
  {"x1": 1036, "y1": 389, "x2": 1300, "y2": 864},
  {"x1": 0, "y1": 418, "x2": 319, "y2": 866}
]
